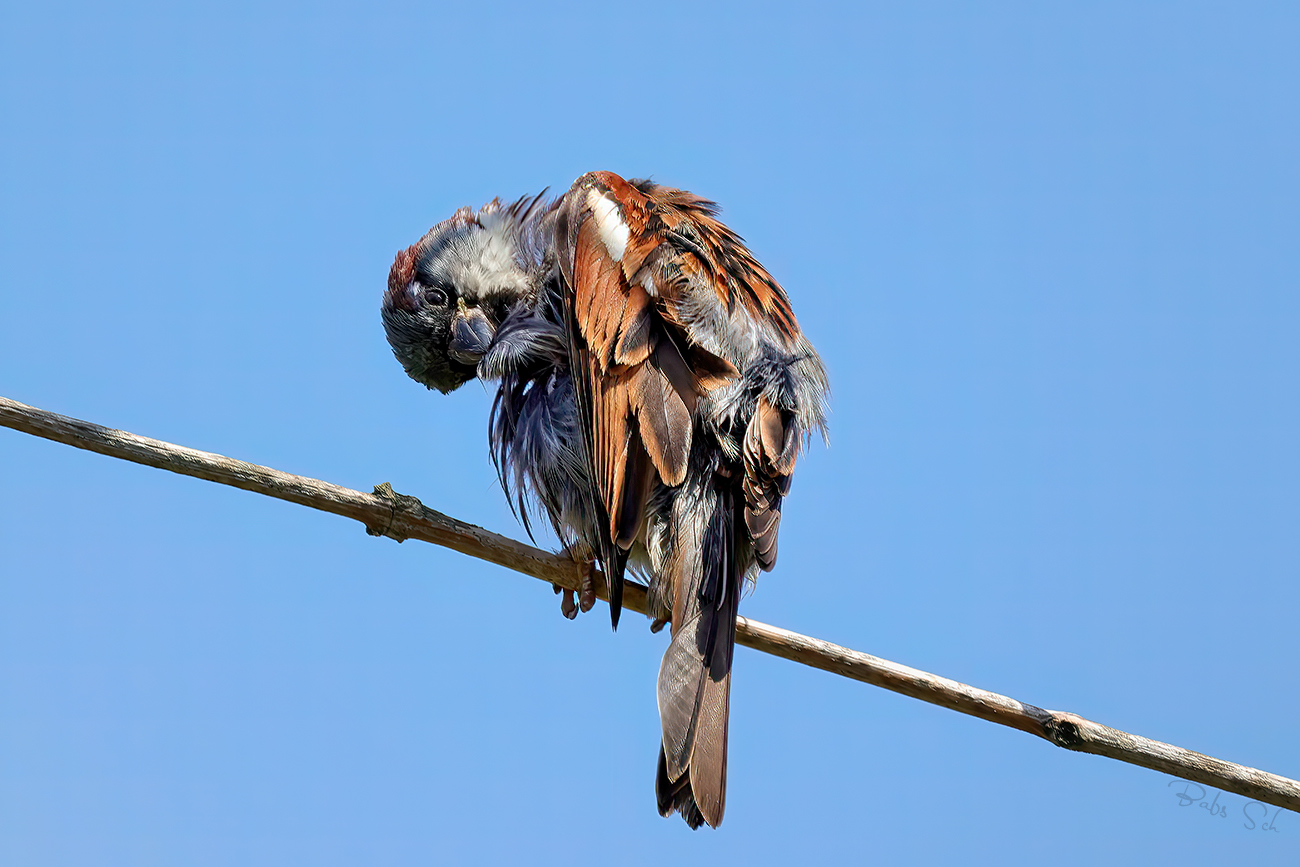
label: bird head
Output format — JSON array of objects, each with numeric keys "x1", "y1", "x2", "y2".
[{"x1": 382, "y1": 200, "x2": 538, "y2": 393}]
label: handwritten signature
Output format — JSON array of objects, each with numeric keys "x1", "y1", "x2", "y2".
[{"x1": 1167, "y1": 780, "x2": 1284, "y2": 832}]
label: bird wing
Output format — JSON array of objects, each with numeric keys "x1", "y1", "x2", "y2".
[{"x1": 553, "y1": 170, "x2": 804, "y2": 626}]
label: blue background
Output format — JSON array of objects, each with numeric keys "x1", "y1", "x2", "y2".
[{"x1": 2, "y1": 2, "x2": 1297, "y2": 863}]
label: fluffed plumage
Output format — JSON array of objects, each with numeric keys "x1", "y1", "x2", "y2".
[{"x1": 382, "y1": 172, "x2": 829, "y2": 828}]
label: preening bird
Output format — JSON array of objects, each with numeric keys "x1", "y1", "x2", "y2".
[{"x1": 382, "y1": 172, "x2": 828, "y2": 828}]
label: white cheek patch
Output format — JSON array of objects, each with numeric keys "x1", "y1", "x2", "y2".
[
  {"x1": 471, "y1": 219, "x2": 529, "y2": 294},
  {"x1": 442, "y1": 217, "x2": 530, "y2": 301},
  {"x1": 587, "y1": 190, "x2": 630, "y2": 262},
  {"x1": 477, "y1": 216, "x2": 515, "y2": 272}
]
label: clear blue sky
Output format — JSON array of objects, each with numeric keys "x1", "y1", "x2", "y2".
[{"x1": 2, "y1": 2, "x2": 1297, "y2": 864}]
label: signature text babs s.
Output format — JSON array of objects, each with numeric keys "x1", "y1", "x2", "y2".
[{"x1": 1167, "y1": 780, "x2": 1284, "y2": 832}]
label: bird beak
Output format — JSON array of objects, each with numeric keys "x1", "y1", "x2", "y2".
[{"x1": 448, "y1": 298, "x2": 495, "y2": 366}]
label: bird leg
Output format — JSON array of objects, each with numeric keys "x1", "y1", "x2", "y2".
[{"x1": 553, "y1": 542, "x2": 597, "y2": 619}]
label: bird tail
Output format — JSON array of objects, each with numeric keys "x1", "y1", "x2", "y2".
[{"x1": 654, "y1": 481, "x2": 742, "y2": 829}]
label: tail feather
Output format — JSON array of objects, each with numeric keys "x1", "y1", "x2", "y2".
[
  {"x1": 656, "y1": 748, "x2": 707, "y2": 829},
  {"x1": 686, "y1": 662, "x2": 731, "y2": 824},
  {"x1": 654, "y1": 480, "x2": 741, "y2": 829},
  {"x1": 657, "y1": 615, "x2": 707, "y2": 781}
]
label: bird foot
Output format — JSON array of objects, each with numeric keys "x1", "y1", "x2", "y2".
[{"x1": 552, "y1": 543, "x2": 597, "y2": 619}]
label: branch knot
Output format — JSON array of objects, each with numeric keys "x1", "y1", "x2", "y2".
[
  {"x1": 366, "y1": 481, "x2": 424, "y2": 542},
  {"x1": 1045, "y1": 716, "x2": 1084, "y2": 749}
]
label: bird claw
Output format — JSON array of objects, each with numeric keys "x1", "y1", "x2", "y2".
[
  {"x1": 650, "y1": 617, "x2": 669, "y2": 634},
  {"x1": 559, "y1": 586, "x2": 580, "y2": 619},
  {"x1": 556, "y1": 544, "x2": 597, "y2": 620}
]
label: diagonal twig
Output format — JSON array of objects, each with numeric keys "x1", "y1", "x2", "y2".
[{"x1": 2, "y1": 393, "x2": 1297, "y2": 814}]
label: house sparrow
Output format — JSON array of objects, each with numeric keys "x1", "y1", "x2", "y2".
[{"x1": 382, "y1": 172, "x2": 828, "y2": 828}]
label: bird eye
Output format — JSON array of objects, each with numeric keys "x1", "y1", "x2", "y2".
[{"x1": 424, "y1": 286, "x2": 449, "y2": 306}]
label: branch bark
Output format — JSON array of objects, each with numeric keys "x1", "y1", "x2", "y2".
[{"x1": 3, "y1": 394, "x2": 1297, "y2": 815}]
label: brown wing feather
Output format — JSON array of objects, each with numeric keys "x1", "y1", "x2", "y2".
[
  {"x1": 628, "y1": 360, "x2": 692, "y2": 487},
  {"x1": 613, "y1": 283, "x2": 654, "y2": 366},
  {"x1": 743, "y1": 395, "x2": 799, "y2": 572}
]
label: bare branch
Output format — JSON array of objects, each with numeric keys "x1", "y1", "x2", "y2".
[{"x1": 3, "y1": 394, "x2": 1297, "y2": 814}]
